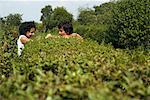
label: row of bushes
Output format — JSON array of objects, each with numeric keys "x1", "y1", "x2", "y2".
[{"x1": 0, "y1": 35, "x2": 149, "y2": 99}]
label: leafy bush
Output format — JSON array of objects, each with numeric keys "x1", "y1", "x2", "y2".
[
  {"x1": 94, "y1": 2, "x2": 115, "y2": 25},
  {"x1": 78, "y1": 8, "x2": 97, "y2": 25},
  {"x1": 74, "y1": 24, "x2": 108, "y2": 43},
  {"x1": 107, "y1": 0, "x2": 150, "y2": 49},
  {"x1": 76, "y1": 2, "x2": 115, "y2": 44},
  {"x1": 0, "y1": 29, "x2": 18, "y2": 78},
  {"x1": 0, "y1": 35, "x2": 149, "y2": 99}
]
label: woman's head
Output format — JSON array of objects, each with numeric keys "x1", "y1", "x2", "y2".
[
  {"x1": 58, "y1": 22, "x2": 73, "y2": 36},
  {"x1": 19, "y1": 21, "x2": 36, "y2": 38}
]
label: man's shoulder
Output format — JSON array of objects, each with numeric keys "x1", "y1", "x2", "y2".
[
  {"x1": 71, "y1": 33, "x2": 82, "y2": 38},
  {"x1": 71, "y1": 33, "x2": 79, "y2": 36}
]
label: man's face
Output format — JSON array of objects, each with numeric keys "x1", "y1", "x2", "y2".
[{"x1": 59, "y1": 28, "x2": 67, "y2": 36}]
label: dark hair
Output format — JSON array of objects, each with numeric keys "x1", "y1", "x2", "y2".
[
  {"x1": 58, "y1": 22, "x2": 73, "y2": 35},
  {"x1": 19, "y1": 21, "x2": 36, "y2": 35}
]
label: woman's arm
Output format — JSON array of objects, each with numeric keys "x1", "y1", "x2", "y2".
[{"x1": 20, "y1": 36, "x2": 31, "y2": 44}]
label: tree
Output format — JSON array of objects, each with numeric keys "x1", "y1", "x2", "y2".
[
  {"x1": 78, "y1": 8, "x2": 96, "y2": 25},
  {"x1": 107, "y1": 0, "x2": 150, "y2": 49},
  {"x1": 40, "y1": 6, "x2": 73, "y2": 32},
  {"x1": 94, "y1": 2, "x2": 115, "y2": 15},
  {"x1": 0, "y1": 13, "x2": 22, "y2": 32},
  {"x1": 0, "y1": 14, "x2": 21, "y2": 54},
  {"x1": 6, "y1": 13, "x2": 22, "y2": 26},
  {"x1": 40, "y1": 5, "x2": 53, "y2": 23},
  {"x1": 53, "y1": 7, "x2": 73, "y2": 25},
  {"x1": 0, "y1": 14, "x2": 22, "y2": 26},
  {"x1": 40, "y1": 5, "x2": 53, "y2": 32},
  {"x1": 94, "y1": 2, "x2": 115, "y2": 24}
]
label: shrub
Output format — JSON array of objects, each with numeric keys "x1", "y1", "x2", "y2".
[
  {"x1": 0, "y1": 36, "x2": 149, "y2": 99},
  {"x1": 74, "y1": 24, "x2": 108, "y2": 43},
  {"x1": 0, "y1": 30, "x2": 18, "y2": 77},
  {"x1": 107, "y1": 0, "x2": 150, "y2": 49}
]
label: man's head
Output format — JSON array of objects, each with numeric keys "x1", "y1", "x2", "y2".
[{"x1": 58, "y1": 22, "x2": 73, "y2": 36}]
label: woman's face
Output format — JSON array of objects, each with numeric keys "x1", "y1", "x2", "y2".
[
  {"x1": 26, "y1": 27, "x2": 36, "y2": 38},
  {"x1": 58, "y1": 28, "x2": 67, "y2": 36}
]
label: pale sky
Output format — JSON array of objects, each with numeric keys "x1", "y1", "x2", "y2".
[{"x1": 0, "y1": 0, "x2": 110, "y2": 22}]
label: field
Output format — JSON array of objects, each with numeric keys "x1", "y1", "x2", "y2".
[{"x1": 0, "y1": 34, "x2": 149, "y2": 100}]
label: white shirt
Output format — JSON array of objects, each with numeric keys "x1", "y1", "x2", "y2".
[{"x1": 17, "y1": 35, "x2": 26, "y2": 56}]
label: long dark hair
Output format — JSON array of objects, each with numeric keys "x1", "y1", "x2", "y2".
[{"x1": 19, "y1": 21, "x2": 36, "y2": 35}]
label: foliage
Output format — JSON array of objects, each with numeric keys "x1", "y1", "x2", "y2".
[
  {"x1": 0, "y1": 13, "x2": 22, "y2": 30},
  {"x1": 53, "y1": 7, "x2": 73, "y2": 25},
  {"x1": 0, "y1": 35, "x2": 149, "y2": 99},
  {"x1": 35, "y1": 22, "x2": 44, "y2": 33},
  {"x1": 74, "y1": 23, "x2": 108, "y2": 43},
  {"x1": 107, "y1": 0, "x2": 150, "y2": 49},
  {"x1": 94, "y1": 2, "x2": 114, "y2": 15},
  {"x1": 94, "y1": 2, "x2": 115, "y2": 24},
  {"x1": 78, "y1": 8, "x2": 97, "y2": 25},
  {"x1": 0, "y1": 30, "x2": 18, "y2": 78},
  {"x1": 77, "y1": 2, "x2": 115, "y2": 44},
  {"x1": 5, "y1": 13, "x2": 22, "y2": 27},
  {"x1": 78, "y1": 2, "x2": 115, "y2": 25},
  {"x1": 0, "y1": 13, "x2": 22, "y2": 47},
  {"x1": 40, "y1": 5, "x2": 53, "y2": 22},
  {"x1": 40, "y1": 5, "x2": 54, "y2": 32},
  {"x1": 40, "y1": 5, "x2": 73, "y2": 32},
  {"x1": 0, "y1": 14, "x2": 20, "y2": 78}
]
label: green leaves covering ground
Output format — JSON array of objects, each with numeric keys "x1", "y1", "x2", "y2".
[{"x1": 0, "y1": 35, "x2": 149, "y2": 100}]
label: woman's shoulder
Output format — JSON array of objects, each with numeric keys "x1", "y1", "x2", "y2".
[
  {"x1": 19, "y1": 35, "x2": 30, "y2": 44},
  {"x1": 19, "y1": 35, "x2": 27, "y2": 39}
]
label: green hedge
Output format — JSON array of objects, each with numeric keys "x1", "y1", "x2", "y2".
[{"x1": 0, "y1": 35, "x2": 149, "y2": 99}]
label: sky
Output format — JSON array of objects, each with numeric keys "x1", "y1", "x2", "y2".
[{"x1": 0, "y1": 0, "x2": 110, "y2": 22}]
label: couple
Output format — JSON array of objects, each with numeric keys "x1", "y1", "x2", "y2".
[{"x1": 17, "y1": 21, "x2": 82, "y2": 56}]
